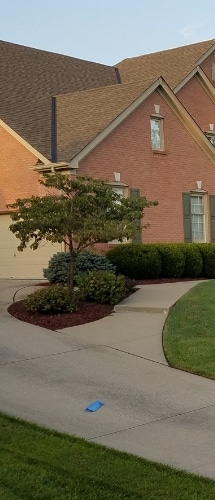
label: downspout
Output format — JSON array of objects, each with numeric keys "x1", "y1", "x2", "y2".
[{"x1": 51, "y1": 96, "x2": 58, "y2": 162}]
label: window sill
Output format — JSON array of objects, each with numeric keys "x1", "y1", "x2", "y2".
[{"x1": 152, "y1": 150, "x2": 166, "y2": 155}]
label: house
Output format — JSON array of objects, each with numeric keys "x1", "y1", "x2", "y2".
[
  {"x1": 0, "y1": 40, "x2": 119, "y2": 278},
  {"x1": 1, "y1": 39, "x2": 215, "y2": 277}
]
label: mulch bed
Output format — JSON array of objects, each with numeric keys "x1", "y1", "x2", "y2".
[
  {"x1": 8, "y1": 300, "x2": 114, "y2": 331},
  {"x1": 8, "y1": 278, "x2": 204, "y2": 331}
]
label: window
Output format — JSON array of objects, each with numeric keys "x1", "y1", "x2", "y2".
[
  {"x1": 190, "y1": 195, "x2": 205, "y2": 242},
  {"x1": 205, "y1": 133, "x2": 215, "y2": 146},
  {"x1": 150, "y1": 118, "x2": 164, "y2": 150},
  {"x1": 212, "y1": 62, "x2": 215, "y2": 81},
  {"x1": 112, "y1": 187, "x2": 124, "y2": 198},
  {"x1": 109, "y1": 187, "x2": 128, "y2": 244},
  {"x1": 183, "y1": 193, "x2": 207, "y2": 243},
  {"x1": 109, "y1": 187, "x2": 142, "y2": 244}
]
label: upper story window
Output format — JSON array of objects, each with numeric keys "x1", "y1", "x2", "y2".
[
  {"x1": 150, "y1": 117, "x2": 164, "y2": 151},
  {"x1": 205, "y1": 132, "x2": 215, "y2": 146},
  {"x1": 212, "y1": 62, "x2": 215, "y2": 81}
]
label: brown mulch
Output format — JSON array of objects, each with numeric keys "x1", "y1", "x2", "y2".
[
  {"x1": 7, "y1": 278, "x2": 204, "y2": 332},
  {"x1": 8, "y1": 300, "x2": 114, "y2": 331}
]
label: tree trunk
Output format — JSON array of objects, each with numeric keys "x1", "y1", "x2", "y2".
[{"x1": 67, "y1": 247, "x2": 76, "y2": 289}]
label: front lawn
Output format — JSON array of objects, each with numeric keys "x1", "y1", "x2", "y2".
[
  {"x1": 1, "y1": 412, "x2": 215, "y2": 499},
  {"x1": 163, "y1": 280, "x2": 215, "y2": 378}
]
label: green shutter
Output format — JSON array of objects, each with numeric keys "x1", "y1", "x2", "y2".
[
  {"x1": 210, "y1": 195, "x2": 215, "y2": 242},
  {"x1": 130, "y1": 188, "x2": 142, "y2": 243},
  {"x1": 182, "y1": 193, "x2": 192, "y2": 243},
  {"x1": 130, "y1": 189, "x2": 140, "y2": 199}
]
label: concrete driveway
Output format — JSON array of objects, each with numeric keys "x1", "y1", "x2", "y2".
[{"x1": 0, "y1": 279, "x2": 215, "y2": 480}]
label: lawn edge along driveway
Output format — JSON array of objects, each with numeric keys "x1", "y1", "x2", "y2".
[
  {"x1": 1, "y1": 412, "x2": 215, "y2": 499},
  {"x1": 163, "y1": 280, "x2": 215, "y2": 379}
]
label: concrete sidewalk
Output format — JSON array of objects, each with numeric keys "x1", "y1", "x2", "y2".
[
  {"x1": 0, "y1": 279, "x2": 215, "y2": 480},
  {"x1": 114, "y1": 281, "x2": 200, "y2": 313}
]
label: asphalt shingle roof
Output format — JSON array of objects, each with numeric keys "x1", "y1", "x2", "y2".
[
  {"x1": 56, "y1": 78, "x2": 157, "y2": 162},
  {"x1": 0, "y1": 40, "x2": 119, "y2": 159},
  {"x1": 117, "y1": 39, "x2": 215, "y2": 88}
]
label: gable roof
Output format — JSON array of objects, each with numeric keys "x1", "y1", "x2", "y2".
[
  {"x1": 0, "y1": 40, "x2": 119, "y2": 160},
  {"x1": 48, "y1": 76, "x2": 215, "y2": 169},
  {"x1": 0, "y1": 118, "x2": 49, "y2": 163},
  {"x1": 55, "y1": 77, "x2": 157, "y2": 162},
  {"x1": 117, "y1": 39, "x2": 215, "y2": 88},
  {"x1": 174, "y1": 66, "x2": 215, "y2": 103}
]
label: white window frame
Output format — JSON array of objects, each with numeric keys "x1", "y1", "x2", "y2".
[
  {"x1": 150, "y1": 117, "x2": 164, "y2": 151},
  {"x1": 205, "y1": 132, "x2": 215, "y2": 146},
  {"x1": 109, "y1": 187, "x2": 128, "y2": 244},
  {"x1": 212, "y1": 62, "x2": 215, "y2": 81},
  {"x1": 190, "y1": 194, "x2": 206, "y2": 243}
]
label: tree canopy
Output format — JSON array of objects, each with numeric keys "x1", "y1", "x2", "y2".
[{"x1": 7, "y1": 173, "x2": 158, "y2": 287}]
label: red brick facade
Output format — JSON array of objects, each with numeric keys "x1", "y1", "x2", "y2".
[
  {"x1": 200, "y1": 51, "x2": 215, "y2": 86},
  {"x1": 177, "y1": 76, "x2": 215, "y2": 131},
  {"x1": 78, "y1": 89, "x2": 215, "y2": 244},
  {"x1": 0, "y1": 125, "x2": 44, "y2": 212}
]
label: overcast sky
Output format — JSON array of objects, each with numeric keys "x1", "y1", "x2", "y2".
[{"x1": 1, "y1": 0, "x2": 214, "y2": 65}]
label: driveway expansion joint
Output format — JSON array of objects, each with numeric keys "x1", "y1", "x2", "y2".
[
  {"x1": 102, "y1": 344, "x2": 168, "y2": 366},
  {"x1": 88, "y1": 402, "x2": 215, "y2": 441},
  {"x1": 0, "y1": 345, "x2": 97, "y2": 366}
]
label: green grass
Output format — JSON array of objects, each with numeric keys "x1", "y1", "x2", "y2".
[
  {"x1": 163, "y1": 280, "x2": 215, "y2": 378},
  {"x1": 1, "y1": 412, "x2": 215, "y2": 499}
]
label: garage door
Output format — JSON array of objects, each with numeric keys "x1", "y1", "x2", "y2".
[{"x1": 0, "y1": 214, "x2": 62, "y2": 278}]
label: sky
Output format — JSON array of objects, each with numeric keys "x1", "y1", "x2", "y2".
[{"x1": 1, "y1": 0, "x2": 214, "y2": 65}]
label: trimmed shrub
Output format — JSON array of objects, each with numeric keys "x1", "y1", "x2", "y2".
[
  {"x1": 181, "y1": 243, "x2": 203, "y2": 278},
  {"x1": 43, "y1": 252, "x2": 70, "y2": 283},
  {"x1": 25, "y1": 285, "x2": 79, "y2": 314},
  {"x1": 43, "y1": 251, "x2": 116, "y2": 284},
  {"x1": 155, "y1": 244, "x2": 185, "y2": 278},
  {"x1": 76, "y1": 271, "x2": 127, "y2": 305},
  {"x1": 198, "y1": 243, "x2": 215, "y2": 278},
  {"x1": 124, "y1": 277, "x2": 136, "y2": 291},
  {"x1": 75, "y1": 252, "x2": 116, "y2": 276},
  {"x1": 106, "y1": 244, "x2": 161, "y2": 280}
]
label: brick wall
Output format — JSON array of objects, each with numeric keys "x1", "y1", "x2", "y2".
[
  {"x1": 78, "y1": 89, "x2": 215, "y2": 244},
  {"x1": 0, "y1": 125, "x2": 46, "y2": 212},
  {"x1": 200, "y1": 51, "x2": 215, "y2": 86},
  {"x1": 177, "y1": 75, "x2": 215, "y2": 130}
]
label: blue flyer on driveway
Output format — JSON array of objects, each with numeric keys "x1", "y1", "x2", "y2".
[{"x1": 85, "y1": 401, "x2": 104, "y2": 412}]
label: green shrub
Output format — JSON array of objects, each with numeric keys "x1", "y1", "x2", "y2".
[
  {"x1": 43, "y1": 253, "x2": 70, "y2": 283},
  {"x1": 106, "y1": 244, "x2": 161, "y2": 280},
  {"x1": 76, "y1": 271, "x2": 127, "y2": 305},
  {"x1": 75, "y1": 252, "x2": 116, "y2": 276},
  {"x1": 43, "y1": 251, "x2": 116, "y2": 284},
  {"x1": 25, "y1": 285, "x2": 79, "y2": 314},
  {"x1": 124, "y1": 277, "x2": 136, "y2": 291},
  {"x1": 198, "y1": 243, "x2": 215, "y2": 278},
  {"x1": 181, "y1": 244, "x2": 203, "y2": 278},
  {"x1": 155, "y1": 244, "x2": 185, "y2": 278}
]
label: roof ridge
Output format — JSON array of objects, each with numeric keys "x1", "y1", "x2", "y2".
[
  {"x1": 117, "y1": 38, "x2": 215, "y2": 65},
  {"x1": 55, "y1": 77, "x2": 158, "y2": 99},
  {"x1": 0, "y1": 39, "x2": 113, "y2": 68}
]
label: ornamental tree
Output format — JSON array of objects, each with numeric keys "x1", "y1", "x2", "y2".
[{"x1": 7, "y1": 174, "x2": 158, "y2": 288}]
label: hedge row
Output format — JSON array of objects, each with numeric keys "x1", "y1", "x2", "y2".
[{"x1": 106, "y1": 243, "x2": 215, "y2": 280}]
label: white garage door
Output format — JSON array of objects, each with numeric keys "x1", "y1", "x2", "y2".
[{"x1": 0, "y1": 214, "x2": 62, "y2": 278}]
